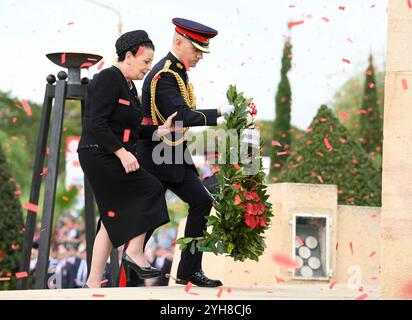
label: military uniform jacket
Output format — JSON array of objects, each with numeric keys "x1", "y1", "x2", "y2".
[{"x1": 136, "y1": 52, "x2": 218, "y2": 183}]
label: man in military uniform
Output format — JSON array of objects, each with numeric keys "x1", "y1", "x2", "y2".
[{"x1": 136, "y1": 18, "x2": 223, "y2": 287}]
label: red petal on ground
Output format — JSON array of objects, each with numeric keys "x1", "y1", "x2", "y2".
[
  {"x1": 184, "y1": 281, "x2": 193, "y2": 293},
  {"x1": 355, "y1": 293, "x2": 368, "y2": 300}
]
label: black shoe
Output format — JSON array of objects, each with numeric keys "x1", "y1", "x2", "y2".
[
  {"x1": 122, "y1": 253, "x2": 161, "y2": 279},
  {"x1": 176, "y1": 270, "x2": 223, "y2": 287}
]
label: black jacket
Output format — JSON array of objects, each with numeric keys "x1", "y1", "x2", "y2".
[
  {"x1": 78, "y1": 66, "x2": 158, "y2": 153},
  {"x1": 136, "y1": 52, "x2": 218, "y2": 183}
]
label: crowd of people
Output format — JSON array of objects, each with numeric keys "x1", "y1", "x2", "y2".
[{"x1": 29, "y1": 215, "x2": 176, "y2": 289}]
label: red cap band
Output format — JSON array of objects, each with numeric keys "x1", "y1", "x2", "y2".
[{"x1": 175, "y1": 26, "x2": 208, "y2": 43}]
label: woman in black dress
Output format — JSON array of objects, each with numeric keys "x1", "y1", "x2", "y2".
[{"x1": 78, "y1": 30, "x2": 177, "y2": 288}]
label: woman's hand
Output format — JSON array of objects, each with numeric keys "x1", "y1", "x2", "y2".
[
  {"x1": 157, "y1": 112, "x2": 185, "y2": 137},
  {"x1": 114, "y1": 148, "x2": 140, "y2": 173}
]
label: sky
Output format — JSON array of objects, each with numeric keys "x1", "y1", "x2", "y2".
[{"x1": 0, "y1": 0, "x2": 387, "y2": 130}]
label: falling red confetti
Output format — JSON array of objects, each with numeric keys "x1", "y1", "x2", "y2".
[
  {"x1": 336, "y1": 242, "x2": 339, "y2": 251},
  {"x1": 355, "y1": 293, "x2": 368, "y2": 300},
  {"x1": 295, "y1": 236, "x2": 304, "y2": 247},
  {"x1": 118, "y1": 99, "x2": 130, "y2": 106},
  {"x1": 40, "y1": 168, "x2": 48, "y2": 176},
  {"x1": 11, "y1": 243, "x2": 21, "y2": 251},
  {"x1": 329, "y1": 280, "x2": 337, "y2": 289},
  {"x1": 317, "y1": 175, "x2": 324, "y2": 184},
  {"x1": 288, "y1": 20, "x2": 304, "y2": 28},
  {"x1": 80, "y1": 62, "x2": 93, "y2": 69},
  {"x1": 123, "y1": 129, "x2": 131, "y2": 142},
  {"x1": 182, "y1": 57, "x2": 190, "y2": 72},
  {"x1": 338, "y1": 6, "x2": 346, "y2": 10},
  {"x1": 0, "y1": 278, "x2": 11, "y2": 282},
  {"x1": 271, "y1": 140, "x2": 282, "y2": 147},
  {"x1": 21, "y1": 99, "x2": 32, "y2": 117},
  {"x1": 342, "y1": 58, "x2": 351, "y2": 64},
  {"x1": 402, "y1": 79, "x2": 408, "y2": 90},
  {"x1": 14, "y1": 190, "x2": 22, "y2": 196},
  {"x1": 107, "y1": 211, "x2": 116, "y2": 218},
  {"x1": 401, "y1": 280, "x2": 412, "y2": 298},
  {"x1": 339, "y1": 110, "x2": 350, "y2": 119},
  {"x1": 23, "y1": 202, "x2": 39, "y2": 213},
  {"x1": 184, "y1": 281, "x2": 193, "y2": 293},
  {"x1": 347, "y1": 38, "x2": 354, "y2": 43},
  {"x1": 370, "y1": 4, "x2": 375, "y2": 8},
  {"x1": 97, "y1": 60, "x2": 104, "y2": 71},
  {"x1": 339, "y1": 138, "x2": 347, "y2": 144},
  {"x1": 244, "y1": 270, "x2": 250, "y2": 274},
  {"x1": 275, "y1": 275, "x2": 285, "y2": 284},
  {"x1": 62, "y1": 196, "x2": 69, "y2": 201},
  {"x1": 100, "y1": 279, "x2": 109, "y2": 285},
  {"x1": 349, "y1": 242, "x2": 354, "y2": 255},
  {"x1": 91, "y1": 294, "x2": 105, "y2": 298},
  {"x1": 67, "y1": 22, "x2": 74, "y2": 26},
  {"x1": 61, "y1": 53, "x2": 66, "y2": 65},
  {"x1": 272, "y1": 253, "x2": 300, "y2": 269},
  {"x1": 227, "y1": 288, "x2": 232, "y2": 294},
  {"x1": 369, "y1": 251, "x2": 376, "y2": 257},
  {"x1": 12, "y1": 117, "x2": 17, "y2": 123},
  {"x1": 135, "y1": 46, "x2": 144, "y2": 57},
  {"x1": 321, "y1": 17, "x2": 330, "y2": 22},
  {"x1": 408, "y1": 0, "x2": 412, "y2": 9},
  {"x1": 277, "y1": 151, "x2": 288, "y2": 156},
  {"x1": 217, "y1": 287, "x2": 223, "y2": 298},
  {"x1": 15, "y1": 272, "x2": 28, "y2": 279},
  {"x1": 324, "y1": 136, "x2": 333, "y2": 151}
]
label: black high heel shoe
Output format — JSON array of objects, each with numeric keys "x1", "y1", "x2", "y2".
[{"x1": 122, "y1": 252, "x2": 161, "y2": 279}]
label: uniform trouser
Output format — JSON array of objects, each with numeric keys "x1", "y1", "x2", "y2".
[{"x1": 161, "y1": 167, "x2": 213, "y2": 278}]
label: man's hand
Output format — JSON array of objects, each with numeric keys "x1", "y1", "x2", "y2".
[
  {"x1": 218, "y1": 105, "x2": 235, "y2": 117},
  {"x1": 157, "y1": 112, "x2": 185, "y2": 137}
]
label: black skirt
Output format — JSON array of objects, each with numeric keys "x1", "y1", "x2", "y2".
[{"x1": 78, "y1": 147, "x2": 169, "y2": 248}]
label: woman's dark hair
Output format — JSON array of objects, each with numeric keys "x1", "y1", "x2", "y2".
[{"x1": 117, "y1": 42, "x2": 155, "y2": 62}]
